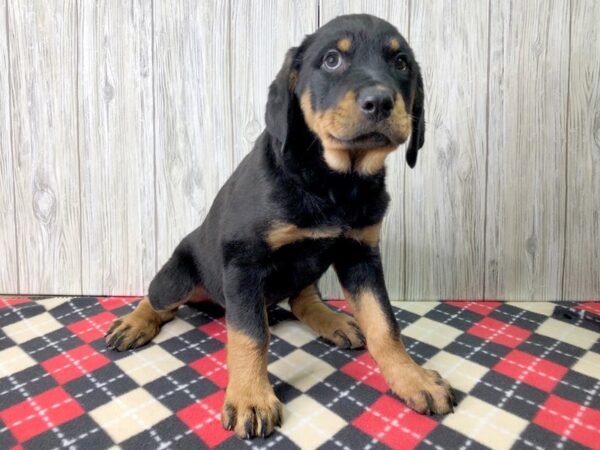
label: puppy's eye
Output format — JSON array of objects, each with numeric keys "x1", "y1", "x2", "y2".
[
  {"x1": 395, "y1": 54, "x2": 409, "y2": 72},
  {"x1": 322, "y1": 50, "x2": 343, "y2": 71}
]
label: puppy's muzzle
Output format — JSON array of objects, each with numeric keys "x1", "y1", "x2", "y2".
[{"x1": 357, "y1": 85, "x2": 395, "y2": 122}]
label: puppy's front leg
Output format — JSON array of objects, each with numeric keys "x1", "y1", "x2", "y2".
[
  {"x1": 221, "y1": 266, "x2": 282, "y2": 438},
  {"x1": 335, "y1": 243, "x2": 455, "y2": 415}
]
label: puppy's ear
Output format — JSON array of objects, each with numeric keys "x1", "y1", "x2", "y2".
[
  {"x1": 265, "y1": 47, "x2": 300, "y2": 150},
  {"x1": 406, "y1": 68, "x2": 425, "y2": 168}
]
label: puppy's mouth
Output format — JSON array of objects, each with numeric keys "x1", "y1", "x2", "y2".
[{"x1": 329, "y1": 131, "x2": 395, "y2": 150}]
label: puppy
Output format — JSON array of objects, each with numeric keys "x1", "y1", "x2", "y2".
[{"x1": 106, "y1": 14, "x2": 454, "y2": 439}]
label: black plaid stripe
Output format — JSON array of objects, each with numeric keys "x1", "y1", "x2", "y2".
[{"x1": 0, "y1": 297, "x2": 598, "y2": 450}]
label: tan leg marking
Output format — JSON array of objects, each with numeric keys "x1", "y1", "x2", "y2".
[
  {"x1": 221, "y1": 328, "x2": 282, "y2": 438},
  {"x1": 105, "y1": 297, "x2": 178, "y2": 351},
  {"x1": 266, "y1": 221, "x2": 342, "y2": 250},
  {"x1": 344, "y1": 222, "x2": 382, "y2": 248},
  {"x1": 185, "y1": 286, "x2": 212, "y2": 304},
  {"x1": 289, "y1": 285, "x2": 365, "y2": 349},
  {"x1": 346, "y1": 289, "x2": 455, "y2": 414}
]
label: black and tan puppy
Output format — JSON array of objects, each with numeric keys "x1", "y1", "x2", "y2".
[{"x1": 106, "y1": 14, "x2": 454, "y2": 438}]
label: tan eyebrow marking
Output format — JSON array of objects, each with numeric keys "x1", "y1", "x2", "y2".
[
  {"x1": 337, "y1": 37, "x2": 352, "y2": 52},
  {"x1": 389, "y1": 38, "x2": 401, "y2": 50}
]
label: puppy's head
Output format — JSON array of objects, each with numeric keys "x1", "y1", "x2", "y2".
[{"x1": 265, "y1": 14, "x2": 425, "y2": 173}]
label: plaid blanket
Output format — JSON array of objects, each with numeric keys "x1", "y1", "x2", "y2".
[{"x1": 0, "y1": 297, "x2": 598, "y2": 450}]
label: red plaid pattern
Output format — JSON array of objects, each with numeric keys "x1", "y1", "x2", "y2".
[
  {"x1": 0, "y1": 387, "x2": 84, "y2": 442},
  {"x1": 67, "y1": 311, "x2": 116, "y2": 343},
  {"x1": 534, "y1": 395, "x2": 600, "y2": 448},
  {"x1": 189, "y1": 349, "x2": 228, "y2": 388},
  {"x1": 0, "y1": 296, "x2": 598, "y2": 450},
  {"x1": 353, "y1": 395, "x2": 437, "y2": 449},
  {"x1": 494, "y1": 349, "x2": 569, "y2": 392},
  {"x1": 177, "y1": 391, "x2": 233, "y2": 447},
  {"x1": 468, "y1": 317, "x2": 532, "y2": 348},
  {"x1": 341, "y1": 352, "x2": 389, "y2": 392},
  {"x1": 447, "y1": 300, "x2": 501, "y2": 316},
  {"x1": 41, "y1": 345, "x2": 111, "y2": 385}
]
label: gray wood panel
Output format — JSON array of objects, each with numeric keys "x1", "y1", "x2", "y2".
[
  {"x1": 0, "y1": 0, "x2": 18, "y2": 293},
  {"x1": 563, "y1": 0, "x2": 600, "y2": 299},
  {"x1": 319, "y1": 0, "x2": 409, "y2": 299},
  {"x1": 79, "y1": 1, "x2": 156, "y2": 295},
  {"x1": 405, "y1": 0, "x2": 488, "y2": 300},
  {"x1": 1, "y1": 1, "x2": 598, "y2": 300},
  {"x1": 229, "y1": 0, "x2": 318, "y2": 168},
  {"x1": 485, "y1": 0, "x2": 570, "y2": 300},
  {"x1": 153, "y1": 0, "x2": 234, "y2": 270},
  {"x1": 8, "y1": 0, "x2": 81, "y2": 294}
]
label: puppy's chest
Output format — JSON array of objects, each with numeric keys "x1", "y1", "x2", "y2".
[
  {"x1": 265, "y1": 181, "x2": 387, "y2": 252},
  {"x1": 265, "y1": 220, "x2": 380, "y2": 251}
]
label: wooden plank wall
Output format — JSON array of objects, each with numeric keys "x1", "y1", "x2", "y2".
[{"x1": 0, "y1": 0, "x2": 598, "y2": 300}]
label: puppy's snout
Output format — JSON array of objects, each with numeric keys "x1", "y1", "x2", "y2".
[{"x1": 358, "y1": 86, "x2": 394, "y2": 121}]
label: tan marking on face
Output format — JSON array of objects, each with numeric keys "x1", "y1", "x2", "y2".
[
  {"x1": 389, "y1": 38, "x2": 401, "y2": 50},
  {"x1": 266, "y1": 221, "x2": 342, "y2": 250},
  {"x1": 337, "y1": 37, "x2": 352, "y2": 52},
  {"x1": 391, "y1": 93, "x2": 412, "y2": 137},
  {"x1": 354, "y1": 93, "x2": 412, "y2": 174},
  {"x1": 343, "y1": 289, "x2": 454, "y2": 414},
  {"x1": 300, "y1": 90, "x2": 360, "y2": 172},
  {"x1": 290, "y1": 285, "x2": 364, "y2": 348},
  {"x1": 300, "y1": 90, "x2": 411, "y2": 174},
  {"x1": 344, "y1": 222, "x2": 382, "y2": 247},
  {"x1": 223, "y1": 326, "x2": 282, "y2": 437}
]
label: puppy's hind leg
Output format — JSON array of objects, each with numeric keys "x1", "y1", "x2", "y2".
[{"x1": 106, "y1": 245, "x2": 206, "y2": 351}]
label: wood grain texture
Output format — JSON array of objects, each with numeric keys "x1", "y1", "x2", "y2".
[
  {"x1": 319, "y1": 0, "x2": 409, "y2": 299},
  {"x1": 229, "y1": 0, "x2": 318, "y2": 168},
  {"x1": 79, "y1": 1, "x2": 155, "y2": 295},
  {"x1": 485, "y1": 0, "x2": 570, "y2": 300},
  {"x1": 563, "y1": 0, "x2": 600, "y2": 300},
  {"x1": 153, "y1": 0, "x2": 233, "y2": 269},
  {"x1": 404, "y1": 0, "x2": 488, "y2": 300},
  {"x1": 8, "y1": 0, "x2": 81, "y2": 294},
  {"x1": 0, "y1": 0, "x2": 18, "y2": 292},
  {"x1": 1, "y1": 1, "x2": 598, "y2": 300}
]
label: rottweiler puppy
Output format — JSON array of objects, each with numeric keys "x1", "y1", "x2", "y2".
[{"x1": 106, "y1": 14, "x2": 455, "y2": 438}]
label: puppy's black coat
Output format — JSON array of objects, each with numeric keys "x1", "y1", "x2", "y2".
[
  {"x1": 107, "y1": 14, "x2": 455, "y2": 439},
  {"x1": 150, "y1": 14, "x2": 423, "y2": 322}
]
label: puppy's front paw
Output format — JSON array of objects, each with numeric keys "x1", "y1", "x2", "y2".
[
  {"x1": 221, "y1": 387, "x2": 282, "y2": 439},
  {"x1": 321, "y1": 313, "x2": 365, "y2": 349},
  {"x1": 389, "y1": 365, "x2": 456, "y2": 415},
  {"x1": 105, "y1": 314, "x2": 159, "y2": 351}
]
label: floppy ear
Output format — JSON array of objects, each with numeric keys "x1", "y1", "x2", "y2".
[
  {"x1": 265, "y1": 47, "x2": 300, "y2": 150},
  {"x1": 406, "y1": 69, "x2": 425, "y2": 168}
]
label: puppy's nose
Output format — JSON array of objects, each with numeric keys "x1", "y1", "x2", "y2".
[{"x1": 358, "y1": 86, "x2": 394, "y2": 121}]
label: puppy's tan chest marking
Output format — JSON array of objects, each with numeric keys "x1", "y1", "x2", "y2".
[
  {"x1": 266, "y1": 221, "x2": 343, "y2": 249},
  {"x1": 266, "y1": 221, "x2": 381, "y2": 249}
]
